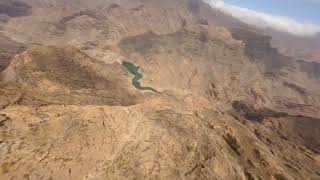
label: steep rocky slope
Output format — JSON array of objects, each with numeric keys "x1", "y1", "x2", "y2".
[{"x1": 0, "y1": 0, "x2": 319, "y2": 179}]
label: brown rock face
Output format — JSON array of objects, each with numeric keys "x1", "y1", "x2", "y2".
[{"x1": 0, "y1": 0, "x2": 319, "y2": 179}]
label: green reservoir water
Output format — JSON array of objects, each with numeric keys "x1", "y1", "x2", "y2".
[{"x1": 122, "y1": 61, "x2": 158, "y2": 93}]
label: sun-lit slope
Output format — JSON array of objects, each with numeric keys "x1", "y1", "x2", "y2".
[
  {"x1": 0, "y1": 0, "x2": 320, "y2": 179},
  {"x1": 1, "y1": 90, "x2": 320, "y2": 179},
  {"x1": 1, "y1": 0, "x2": 191, "y2": 44}
]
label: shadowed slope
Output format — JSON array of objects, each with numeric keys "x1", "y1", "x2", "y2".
[
  {"x1": 0, "y1": 45, "x2": 149, "y2": 106},
  {"x1": 0, "y1": 34, "x2": 25, "y2": 72}
]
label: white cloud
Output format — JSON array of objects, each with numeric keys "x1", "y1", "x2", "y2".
[{"x1": 202, "y1": 0, "x2": 320, "y2": 36}]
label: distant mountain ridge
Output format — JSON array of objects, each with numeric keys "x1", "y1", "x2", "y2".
[{"x1": 202, "y1": 0, "x2": 320, "y2": 62}]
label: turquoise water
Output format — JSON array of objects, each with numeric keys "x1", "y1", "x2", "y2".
[{"x1": 122, "y1": 61, "x2": 158, "y2": 93}]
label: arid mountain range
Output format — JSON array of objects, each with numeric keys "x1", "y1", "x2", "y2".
[{"x1": 0, "y1": 0, "x2": 319, "y2": 179}]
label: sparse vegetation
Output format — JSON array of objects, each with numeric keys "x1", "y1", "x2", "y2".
[
  {"x1": 187, "y1": 144, "x2": 196, "y2": 153},
  {"x1": 1, "y1": 161, "x2": 15, "y2": 174}
]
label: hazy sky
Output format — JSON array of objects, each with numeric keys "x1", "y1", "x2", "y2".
[
  {"x1": 203, "y1": 0, "x2": 320, "y2": 36},
  {"x1": 225, "y1": 0, "x2": 320, "y2": 23}
]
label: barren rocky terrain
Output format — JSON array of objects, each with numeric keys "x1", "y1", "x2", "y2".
[{"x1": 0, "y1": 0, "x2": 319, "y2": 179}]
